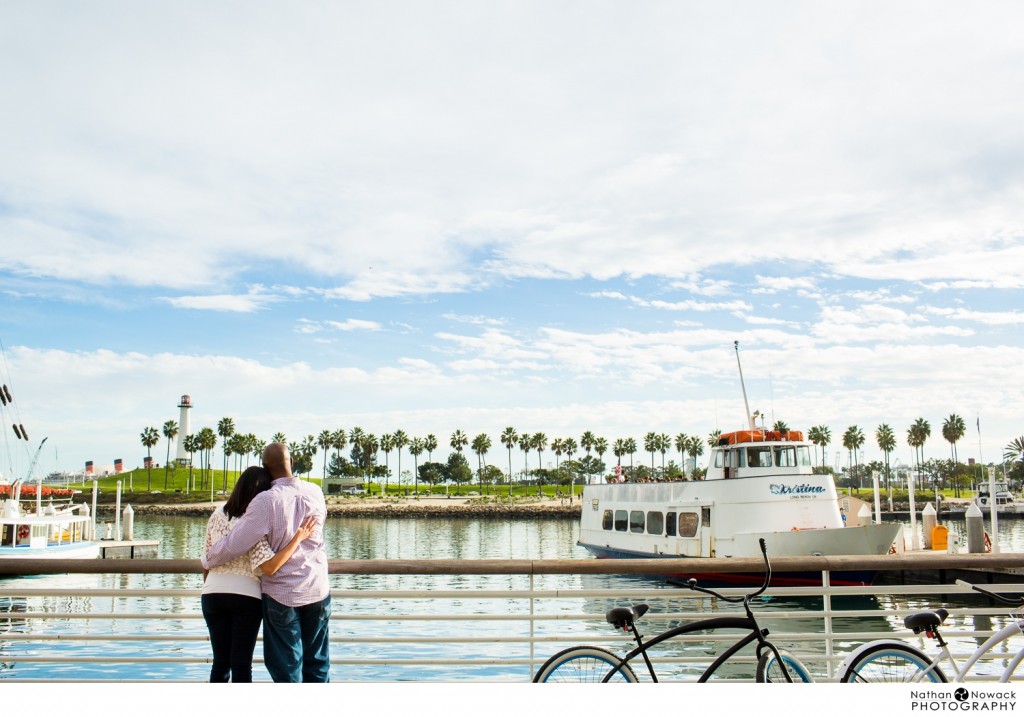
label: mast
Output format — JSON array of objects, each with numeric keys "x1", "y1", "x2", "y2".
[{"x1": 734, "y1": 341, "x2": 755, "y2": 431}]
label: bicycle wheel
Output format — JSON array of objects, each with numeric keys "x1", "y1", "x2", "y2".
[
  {"x1": 533, "y1": 646, "x2": 639, "y2": 683},
  {"x1": 839, "y1": 643, "x2": 947, "y2": 683},
  {"x1": 757, "y1": 649, "x2": 814, "y2": 683}
]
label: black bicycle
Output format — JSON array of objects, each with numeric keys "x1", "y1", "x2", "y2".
[{"x1": 533, "y1": 538, "x2": 813, "y2": 683}]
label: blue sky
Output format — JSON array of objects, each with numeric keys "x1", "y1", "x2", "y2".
[{"x1": 1, "y1": 1, "x2": 1022, "y2": 478}]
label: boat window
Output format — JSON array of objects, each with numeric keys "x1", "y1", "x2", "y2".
[
  {"x1": 646, "y1": 511, "x2": 664, "y2": 535},
  {"x1": 796, "y1": 446, "x2": 812, "y2": 466},
  {"x1": 602, "y1": 510, "x2": 613, "y2": 530},
  {"x1": 614, "y1": 510, "x2": 628, "y2": 532},
  {"x1": 713, "y1": 450, "x2": 724, "y2": 468},
  {"x1": 774, "y1": 446, "x2": 796, "y2": 467},
  {"x1": 746, "y1": 447, "x2": 772, "y2": 468},
  {"x1": 730, "y1": 449, "x2": 745, "y2": 468},
  {"x1": 32, "y1": 525, "x2": 47, "y2": 538},
  {"x1": 665, "y1": 512, "x2": 677, "y2": 537},
  {"x1": 678, "y1": 512, "x2": 699, "y2": 538},
  {"x1": 630, "y1": 510, "x2": 645, "y2": 533},
  {"x1": 702, "y1": 506, "x2": 712, "y2": 527}
]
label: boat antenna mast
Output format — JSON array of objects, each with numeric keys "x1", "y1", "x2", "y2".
[{"x1": 734, "y1": 341, "x2": 756, "y2": 432}]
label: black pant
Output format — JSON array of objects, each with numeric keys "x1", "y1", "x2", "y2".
[{"x1": 201, "y1": 592, "x2": 263, "y2": 682}]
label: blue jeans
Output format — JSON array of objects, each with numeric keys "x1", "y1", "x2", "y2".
[
  {"x1": 261, "y1": 593, "x2": 331, "y2": 682},
  {"x1": 201, "y1": 593, "x2": 263, "y2": 682}
]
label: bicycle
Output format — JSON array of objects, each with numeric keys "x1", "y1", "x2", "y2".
[
  {"x1": 837, "y1": 579, "x2": 1024, "y2": 683},
  {"x1": 533, "y1": 538, "x2": 814, "y2": 683}
]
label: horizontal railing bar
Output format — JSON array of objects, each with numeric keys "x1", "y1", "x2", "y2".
[{"x1": 4, "y1": 553, "x2": 1024, "y2": 576}]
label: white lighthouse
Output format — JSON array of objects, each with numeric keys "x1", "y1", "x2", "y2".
[{"x1": 175, "y1": 394, "x2": 192, "y2": 463}]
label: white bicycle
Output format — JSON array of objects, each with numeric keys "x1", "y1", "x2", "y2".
[{"x1": 838, "y1": 579, "x2": 1024, "y2": 683}]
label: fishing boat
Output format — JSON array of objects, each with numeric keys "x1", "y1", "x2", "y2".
[
  {"x1": 0, "y1": 352, "x2": 99, "y2": 560},
  {"x1": 1, "y1": 482, "x2": 98, "y2": 559},
  {"x1": 576, "y1": 343, "x2": 903, "y2": 586}
]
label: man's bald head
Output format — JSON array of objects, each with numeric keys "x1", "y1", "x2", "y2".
[{"x1": 262, "y1": 442, "x2": 292, "y2": 478}]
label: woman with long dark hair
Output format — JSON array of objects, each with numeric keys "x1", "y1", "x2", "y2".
[{"x1": 201, "y1": 465, "x2": 316, "y2": 682}]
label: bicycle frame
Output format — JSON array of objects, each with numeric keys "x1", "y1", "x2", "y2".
[{"x1": 600, "y1": 615, "x2": 772, "y2": 682}]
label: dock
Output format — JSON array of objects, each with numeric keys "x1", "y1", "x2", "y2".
[{"x1": 96, "y1": 539, "x2": 159, "y2": 559}]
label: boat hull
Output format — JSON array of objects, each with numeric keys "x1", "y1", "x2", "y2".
[
  {"x1": 577, "y1": 542, "x2": 879, "y2": 587},
  {"x1": 0, "y1": 541, "x2": 100, "y2": 559}
]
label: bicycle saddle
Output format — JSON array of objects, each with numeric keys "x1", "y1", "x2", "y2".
[
  {"x1": 904, "y1": 608, "x2": 949, "y2": 633},
  {"x1": 606, "y1": 603, "x2": 649, "y2": 629}
]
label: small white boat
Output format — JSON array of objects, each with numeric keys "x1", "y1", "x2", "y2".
[
  {"x1": 1, "y1": 483, "x2": 99, "y2": 559},
  {"x1": 973, "y1": 481, "x2": 1024, "y2": 514}
]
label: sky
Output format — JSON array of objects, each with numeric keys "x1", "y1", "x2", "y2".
[{"x1": 1, "y1": 1, "x2": 1022, "y2": 480}]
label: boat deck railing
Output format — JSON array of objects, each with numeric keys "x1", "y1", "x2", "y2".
[{"x1": 2, "y1": 554, "x2": 1024, "y2": 682}]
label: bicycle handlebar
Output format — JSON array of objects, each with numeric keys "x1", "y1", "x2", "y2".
[
  {"x1": 685, "y1": 538, "x2": 772, "y2": 603},
  {"x1": 955, "y1": 579, "x2": 1024, "y2": 606}
]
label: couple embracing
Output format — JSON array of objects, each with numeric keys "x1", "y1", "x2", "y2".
[{"x1": 200, "y1": 442, "x2": 330, "y2": 683}]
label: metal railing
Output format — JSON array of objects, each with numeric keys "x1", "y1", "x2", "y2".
[{"x1": 2, "y1": 554, "x2": 1024, "y2": 682}]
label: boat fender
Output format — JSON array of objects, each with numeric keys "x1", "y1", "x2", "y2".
[
  {"x1": 984, "y1": 532, "x2": 992, "y2": 553},
  {"x1": 17, "y1": 524, "x2": 29, "y2": 540}
]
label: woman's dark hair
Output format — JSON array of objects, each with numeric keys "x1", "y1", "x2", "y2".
[{"x1": 223, "y1": 466, "x2": 273, "y2": 519}]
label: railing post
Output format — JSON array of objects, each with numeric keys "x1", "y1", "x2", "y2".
[
  {"x1": 528, "y1": 571, "x2": 535, "y2": 680},
  {"x1": 822, "y1": 568, "x2": 833, "y2": 679}
]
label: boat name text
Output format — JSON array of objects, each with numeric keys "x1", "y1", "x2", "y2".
[{"x1": 769, "y1": 483, "x2": 826, "y2": 496}]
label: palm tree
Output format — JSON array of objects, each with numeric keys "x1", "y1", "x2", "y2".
[
  {"x1": 531, "y1": 432, "x2": 547, "y2": 496},
  {"x1": 272, "y1": 431, "x2": 286, "y2": 444},
  {"x1": 644, "y1": 432, "x2": 658, "y2": 474},
  {"x1": 300, "y1": 434, "x2": 317, "y2": 480},
  {"x1": 674, "y1": 433, "x2": 688, "y2": 468},
  {"x1": 613, "y1": 438, "x2": 626, "y2": 467},
  {"x1": 450, "y1": 430, "x2": 468, "y2": 495},
  {"x1": 183, "y1": 433, "x2": 197, "y2": 492},
  {"x1": 808, "y1": 425, "x2": 831, "y2": 468},
  {"x1": 658, "y1": 433, "x2": 670, "y2": 475},
  {"x1": 409, "y1": 437, "x2": 425, "y2": 495},
  {"x1": 563, "y1": 437, "x2": 578, "y2": 495},
  {"x1": 594, "y1": 437, "x2": 608, "y2": 482},
  {"x1": 331, "y1": 428, "x2": 348, "y2": 466},
  {"x1": 140, "y1": 426, "x2": 159, "y2": 491},
  {"x1": 380, "y1": 433, "x2": 395, "y2": 494},
  {"x1": 162, "y1": 420, "x2": 178, "y2": 490},
  {"x1": 580, "y1": 431, "x2": 596, "y2": 485},
  {"x1": 624, "y1": 437, "x2": 637, "y2": 469},
  {"x1": 875, "y1": 423, "x2": 896, "y2": 491},
  {"x1": 551, "y1": 438, "x2": 565, "y2": 486},
  {"x1": 197, "y1": 427, "x2": 217, "y2": 491},
  {"x1": 842, "y1": 425, "x2": 865, "y2": 487},
  {"x1": 907, "y1": 418, "x2": 931, "y2": 488},
  {"x1": 392, "y1": 429, "x2": 409, "y2": 489},
  {"x1": 317, "y1": 430, "x2": 333, "y2": 480},
  {"x1": 217, "y1": 417, "x2": 235, "y2": 492},
  {"x1": 518, "y1": 434, "x2": 532, "y2": 488},
  {"x1": 424, "y1": 434, "x2": 438, "y2": 463},
  {"x1": 707, "y1": 429, "x2": 722, "y2": 447},
  {"x1": 1004, "y1": 437, "x2": 1024, "y2": 463},
  {"x1": 942, "y1": 414, "x2": 966, "y2": 463},
  {"x1": 471, "y1": 433, "x2": 491, "y2": 492},
  {"x1": 686, "y1": 435, "x2": 705, "y2": 479},
  {"x1": 500, "y1": 427, "x2": 518, "y2": 497},
  {"x1": 773, "y1": 420, "x2": 790, "y2": 434}
]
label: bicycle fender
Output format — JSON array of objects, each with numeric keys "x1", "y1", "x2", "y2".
[{"x1": 834, "y1": 640, "x2": 907, "y2": 680}]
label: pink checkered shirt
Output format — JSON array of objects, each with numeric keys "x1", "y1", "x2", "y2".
[{"x1": 202, "y1": 476, "x2": 328, "y2": 607}]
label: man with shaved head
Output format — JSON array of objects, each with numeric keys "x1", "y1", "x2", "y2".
[{"x1": 203, "y1": 441, "x2": 330, "y2": 682}]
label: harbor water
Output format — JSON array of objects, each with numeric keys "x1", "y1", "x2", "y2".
[{"x1": 2, "y1": 513, "x2": 1024, "y2": 681}]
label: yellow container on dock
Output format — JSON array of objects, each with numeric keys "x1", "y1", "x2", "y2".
[{"x1": 931, "y1": 525, "x2": 948, "y2": 551}]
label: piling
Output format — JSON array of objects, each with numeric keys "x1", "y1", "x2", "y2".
[
  {"x1": 922, "y1": 503, "x2": 937, "y2": 549},
  {"x1": 965, "y1": 502, "x2": 986, "y2": 553},
  {"x1": 122, "y1": 504, "x2": 134, "y2": 541}
]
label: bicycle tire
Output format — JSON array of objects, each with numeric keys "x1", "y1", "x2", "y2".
[
  {"x1": 756, "y1": 649, "x2": 814, "y2": 683},
  {"x1": 839, "y1": 642, "x2": 948, "y2": 683},
  {"x1": 533, "y1": 646, "x2": 639, "y2": 683}
]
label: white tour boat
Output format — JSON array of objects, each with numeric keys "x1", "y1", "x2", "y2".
[{"x1": 577, "y1": 342, "x2": 902, "y2": 586}]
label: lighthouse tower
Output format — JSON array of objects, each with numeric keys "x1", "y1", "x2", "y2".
[{"x1": 175, "y1": 394, "x2": 192, "y2": 463}]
